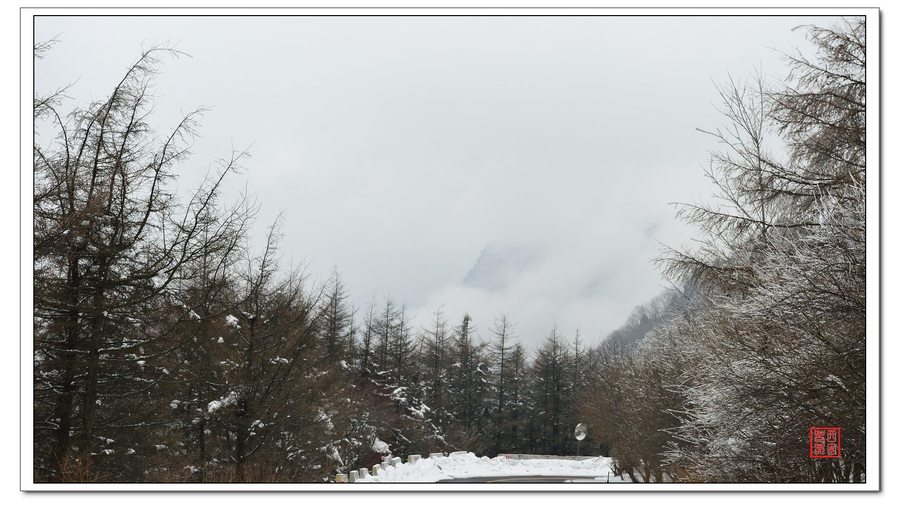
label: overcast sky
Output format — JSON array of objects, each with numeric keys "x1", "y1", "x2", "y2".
[{"x1": 34, "y1": 15, "x2": 833, "y2": 349}]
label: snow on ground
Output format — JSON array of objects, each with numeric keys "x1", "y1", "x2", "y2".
[{"x1": 357, "y1": 452, "x2": 622, "y2": 483}]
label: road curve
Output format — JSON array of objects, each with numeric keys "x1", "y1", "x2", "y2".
[{"x1": 438, "y1": 475, "x2": 615, "y2": 483}]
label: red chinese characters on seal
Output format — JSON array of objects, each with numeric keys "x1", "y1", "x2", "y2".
[{"x1": 809, "y1": 427, "x2": 841, "y2": 459}]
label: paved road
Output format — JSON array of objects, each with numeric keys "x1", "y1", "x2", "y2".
[{"x1": 438, "y1": 475, "x2": 614, "y2": 483}]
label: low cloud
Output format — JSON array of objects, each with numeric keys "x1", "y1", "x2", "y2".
[{"x1": 34, "y1": 15, "x2": 824, "y2": 349}]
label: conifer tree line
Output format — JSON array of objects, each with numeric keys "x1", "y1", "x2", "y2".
[
  {"x1": 32, "y1": 44, "x2": 605, "y2": 482},
  {"x1": 33, "y1": 18, "x2": 866, "y2": 483},
  {"x1": 581, "y1": 18, "x2": 867, "y2": 483}
]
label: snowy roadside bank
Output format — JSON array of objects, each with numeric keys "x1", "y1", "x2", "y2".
[{"x1": 356, "y1": 452, "x2": 621, "y2": 483}]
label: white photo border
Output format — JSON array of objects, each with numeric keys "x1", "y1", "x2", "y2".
[{"x1": 19, "y1": 6, "x2": 881, "y2": 492}]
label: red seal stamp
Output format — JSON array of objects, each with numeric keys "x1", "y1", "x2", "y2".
[{"x1": 809, "y1": 427, "x2": 841, "y2": 459}]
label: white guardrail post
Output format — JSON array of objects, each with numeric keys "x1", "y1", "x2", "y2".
[{"x1": 335, "y1": 450, "x2": 432, "y2": 482}]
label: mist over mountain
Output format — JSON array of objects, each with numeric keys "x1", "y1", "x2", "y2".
[
  {"x1": 463, "y1": 242, "x2": 546, "y2": 291},
  {"x1": 601, "y1": 289, "x2": 681, "y2": 350}
]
